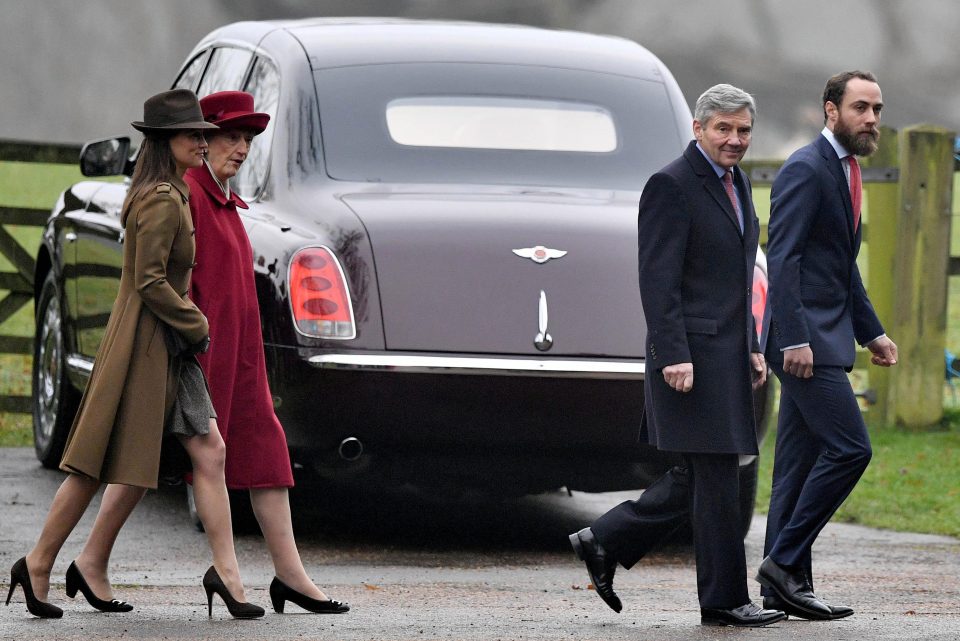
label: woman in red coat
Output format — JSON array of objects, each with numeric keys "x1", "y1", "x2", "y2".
[{"x1": 184, "y1": 91, "x2": 348, "y2": 615}]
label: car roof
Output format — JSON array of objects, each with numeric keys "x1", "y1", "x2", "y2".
[{"x1": 200, "y1": 17, "x2": 668, "y2": 80}]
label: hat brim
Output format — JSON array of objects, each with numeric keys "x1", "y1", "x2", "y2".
[
  {"x1": 131, "y1": 120, "x2": 220, "y2": 133},
  {"x1": 206, "y1": 113, "x2": 270, "y2": 135}
]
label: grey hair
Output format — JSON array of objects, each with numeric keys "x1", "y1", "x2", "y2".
[{"x1": 694, "y1": 84, "x2": 756, "y2": 125}]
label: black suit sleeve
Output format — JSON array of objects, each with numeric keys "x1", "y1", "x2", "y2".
[
  {"x1": 851, "y1": 261, "x2": 884, "y2": 344},
  {"x1": 638, "y1": 172, "x2": 691, "y2": 370}
]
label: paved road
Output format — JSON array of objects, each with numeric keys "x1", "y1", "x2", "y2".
[{"x1": 1, "y1": 447, "x2": 958, "y2": 640}]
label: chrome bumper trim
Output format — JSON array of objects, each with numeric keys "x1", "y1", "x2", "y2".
[
  {"x1": 66, "y1": 354, "x2": 94, "y2": 376},
  {"x1": 307, "y1": 354, "x2": 645, "y2": 379}
]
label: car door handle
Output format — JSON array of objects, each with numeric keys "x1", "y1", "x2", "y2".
[{"x1": 64, "y1": 232, "x2": 77, "y2": 242}]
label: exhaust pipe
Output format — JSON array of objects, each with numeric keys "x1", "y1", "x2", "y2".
[{"x1": 338, "y1": 437, "x2": 364, "y2": 462}]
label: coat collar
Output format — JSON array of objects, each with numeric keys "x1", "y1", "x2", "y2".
[
  {"x1": 683, "y1": 140, "x2": 746, "y2": 238},
  {"x1": 184, "y1": 165, "x2": 249, "y2": 210},
  {"x1": 168, "y1": 175, "x2": 190, "y2": 202}
]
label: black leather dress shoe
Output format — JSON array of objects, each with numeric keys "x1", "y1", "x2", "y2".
[
  {"x1": 756, "y1": 557, "x2": 832, "y2": 620},
  {"x1": 764, "y1": 594, "x2": 854, "y2": 620},
  {"x1": 568, "y1": 527, "x2": 622, "y2": 613},
  {"x1": 701, "y1": 602, "x2": 786, "y2": 627}
]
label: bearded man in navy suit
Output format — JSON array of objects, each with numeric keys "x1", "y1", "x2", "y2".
[
  {"x1": 757, "y1": 70, "x2": 899, "y2": 621},
  {"x1": 569, "y1": 84, "x2": 785, "y2": 628}
]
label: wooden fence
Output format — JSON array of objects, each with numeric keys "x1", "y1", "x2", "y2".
[{"x1": 0, "y1": 139, "x2": 81, "y2": 413}]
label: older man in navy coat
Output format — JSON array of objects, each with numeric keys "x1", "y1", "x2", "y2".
[
  {"x1": 757, "y1": 71, "x2": 898, "y2": 621},
  {"x1": 569, "y1": 85, "x2": 784, "y2": 628}
]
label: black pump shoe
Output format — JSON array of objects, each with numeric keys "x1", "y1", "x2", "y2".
[
  {"x1": 202, "y1": 566, "x2": 264, "y2": 619},
  {"x1": 269, "y1": 577, "x2": 350, "y2": 614},
  {"x1": 65, "y1": 561, "x2": 133, "y2": 613},
  {"x1": 5, "y1": 557, "x2": 63, "y2": 619}
]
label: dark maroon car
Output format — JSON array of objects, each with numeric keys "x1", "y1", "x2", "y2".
[{"x1": 32, "y1": 18, "x2": 770, "y2": 531}]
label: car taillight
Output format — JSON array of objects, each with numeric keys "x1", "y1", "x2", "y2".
[
  {"x1": 752, "y1": 265, "x2": 768, "y2": 339},
  {"x1": 288, "y1": 246, "x2": 356, "y2": 339}
]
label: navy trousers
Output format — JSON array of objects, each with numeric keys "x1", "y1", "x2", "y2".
[
  {"x1": 590, "y1": 453, "x2": 748, "y2": 609},
  {"x1": 762, "y1": 363, "x2": 872, "y2": 595}
]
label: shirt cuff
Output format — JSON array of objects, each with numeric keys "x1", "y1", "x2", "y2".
[
  {"x1": 864, "y1": 333, "x2": 886, "y2": 346},
  {"x1": 781, "y1": 343, "x2": 810, "y2": 351}
]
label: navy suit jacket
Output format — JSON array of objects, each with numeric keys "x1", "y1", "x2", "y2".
[
  {"x1": 640, "y1": 141, "x2": 760, "y2": 455},
  {"x1": 761, "y1": 134, "x2": 884, "y2": 368}
]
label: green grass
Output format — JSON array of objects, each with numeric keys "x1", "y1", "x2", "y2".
[
  {"x1": 0, "y1": 353, "x2": 32, "y2": 446},
  {"x1": 756, "y1": 400, "x2": 960, "y2": 538}
]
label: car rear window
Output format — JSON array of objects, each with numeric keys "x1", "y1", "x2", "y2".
[
  {"x1": 314, "y1": 62, "x2": 684, "y2": 191},
  {"x1": 385, "y1": 97, "x2": 617, "y2": 153}
]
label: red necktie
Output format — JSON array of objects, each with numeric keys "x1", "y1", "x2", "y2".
[
  {"x1": 722, "y1": 170, "x2": 743, "y2": 231},
  {"x1": 848, "y1": 155, "x2": 862, "y2": 230}
]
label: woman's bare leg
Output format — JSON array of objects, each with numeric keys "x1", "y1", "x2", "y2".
[
  {"x1": 178, "y1": 418, "x2": 247, "y2": 601},
  {"x1": 24, "y1": 474, "x2": 101, "y2": 601},
  {"x1": 250, "y1": 488, "x2": 328, "y2": 600},
  {"x1": 73, "y1": 483, "x2": 147, "y2": 599}
]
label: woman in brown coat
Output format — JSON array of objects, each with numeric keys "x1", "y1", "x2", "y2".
[{"x1": 6, "y1": 90, "x2": 262, "y2": 619}]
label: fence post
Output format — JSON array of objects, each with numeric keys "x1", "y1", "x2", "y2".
[
  {"x1": 862, "y1": 126, "x2": 899, "y2": 427},
  {"x1": 873, "y1": 125, "x2": 955, "y2": 429}
]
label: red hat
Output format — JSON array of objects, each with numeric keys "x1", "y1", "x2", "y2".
[{"x1": 199, "y1": 91, "x2": 270, "y2": 134}]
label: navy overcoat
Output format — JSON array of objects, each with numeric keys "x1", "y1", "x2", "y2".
[{"x1": 640, "y1": 141, "x2": 761, "y2": 455}]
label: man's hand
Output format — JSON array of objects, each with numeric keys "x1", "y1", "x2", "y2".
[
  {"x1": 868, "y1": 336, "x2": 898, "y2": 367},
  {"x1": 751, "y1": 352, "x2": 767, "y2": 389},
  {"x1": 662, "y1": 362, "x2": 694, "y2": 392},
  {"x1": 783, "y1": 345, "x2": 814, "y2": 378}
]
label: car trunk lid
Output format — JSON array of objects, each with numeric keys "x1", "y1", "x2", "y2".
[{"x1": 341, "y1": 191, "x2": 646, "y2": 358}]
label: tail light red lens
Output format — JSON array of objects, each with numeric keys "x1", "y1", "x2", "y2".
[
  {"x1": 752, "y1": 265, "x2": 768, "y2": 339},
  {"x1": 289, "y1": 246, "x2": 356, "y2": 339}
]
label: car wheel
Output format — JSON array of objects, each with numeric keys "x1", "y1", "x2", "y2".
[
  {"x1": 738, "y1": 456, "x2": 759, "y2": 539},
  {"x1": 185, "y1": 485, "x2": 259, "y2": 534},
  {"x1": 186, "y1": 484, "x2": 204, "y2": 532},
  {"x1": 32, "y1": 272, "x2": 78, "y2": 468},
  {"x1": 229, "y1": 489, "x2": 260, "y2": 534}
]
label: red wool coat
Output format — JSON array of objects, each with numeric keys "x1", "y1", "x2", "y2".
[{"x1": 185, "y1": 165, "x2": 293, "y2": 489}]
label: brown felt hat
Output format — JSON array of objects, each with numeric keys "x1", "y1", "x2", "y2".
[{"x1": 131, "y1": 89, "x2": 220, "y2": 133}]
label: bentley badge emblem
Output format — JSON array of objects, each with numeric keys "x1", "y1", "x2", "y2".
[{"x1": 512, "y1": 245, "x2": 567, "y2": 264}]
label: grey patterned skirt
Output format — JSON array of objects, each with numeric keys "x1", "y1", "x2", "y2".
[{"x1": 165, "y1": 356, "x2": 216, "y2": 437}]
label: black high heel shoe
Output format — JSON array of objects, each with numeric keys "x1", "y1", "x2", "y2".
[
  {"x1": 65, "y1": 561, "x2": 133, "y2": 613},
  {"x1": 269, "y1": 576, "x2": 350, "y2": 614},
  {"x1": 5, "y1": 557, "x2": 63, "y2": 619},
  {"x1": 202, "y1": 566, "x2": 264, "y2": 619}
]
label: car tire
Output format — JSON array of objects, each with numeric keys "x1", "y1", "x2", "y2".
[
  {"x1": 185, "y1": 485, "x2": 259, "y2": 534},
  {"x1": 229, "y1": 489, "x2": 260, "y2": 534},
  {"x1": 32, "y1": 272, "x2": 79, "y2": 468},
  {"x1": 737, "y1": 456, "x2": 760, "y2": 540},
  {"x1": 186, "y1": 484, "x2": 204, "y2": 532}
]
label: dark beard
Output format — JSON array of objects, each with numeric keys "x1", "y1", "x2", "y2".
[{"x1": 833, "y1": 116, "x2": 879, "y2": 156}]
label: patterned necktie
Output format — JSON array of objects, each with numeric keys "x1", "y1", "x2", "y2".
[
  {"x1": 848, "y1": 155, "x2": 862, "y2": 230},
  {"x1": 722, "y1": 170, "x2": 743, "y2": 232}
]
